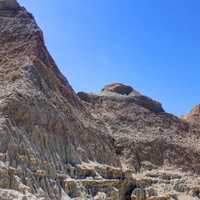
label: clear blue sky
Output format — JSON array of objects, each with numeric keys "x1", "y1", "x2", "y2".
[{"x1": 18, "y1": 0, "x2": 200, "y2": 116}]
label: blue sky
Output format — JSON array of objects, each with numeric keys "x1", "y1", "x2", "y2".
[{"x1": 18, "y1": 0, "x2": 200, "y2": 116}]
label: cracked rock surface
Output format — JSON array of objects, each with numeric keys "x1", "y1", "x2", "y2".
[{"x1": 0, "y1": 1, "x2": 200, "y2": 200}]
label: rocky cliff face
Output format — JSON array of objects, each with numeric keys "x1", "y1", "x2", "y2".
[
  {"x1": 0, "y1": 1, "x2": 200, "y2": 200},
  {"x1": 184, "y1": 105, "x2": 200, "y2": 124}
]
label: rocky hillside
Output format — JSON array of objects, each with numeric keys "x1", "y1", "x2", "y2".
[
  {"x1": 184, "y1": 105, "x2": 200, "y2": 124},
  {"x1": 0, "y1": 1, "x2": 200, "y2": 200}
]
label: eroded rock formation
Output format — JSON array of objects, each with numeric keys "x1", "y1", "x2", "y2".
[
  {"x1": 0, "y1": 1, "x2": 200, "y2": 200},
  {"x1": 184, "y1": 105, "x2": 200, "y2": 124},
  {"x1": 101, "y1": 83, "x2": 141, "y2": 96}
]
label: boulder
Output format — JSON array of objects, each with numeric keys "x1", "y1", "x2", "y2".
[
  {"x1": 101, "y1": 83, "x2": 140, "y2": 96},
  {"x1": 94, "y1": 192, "x2": 107, "y2": 200}
]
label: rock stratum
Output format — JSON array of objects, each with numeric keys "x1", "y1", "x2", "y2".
[{"x1": 0, "y1": 1, "x2": 200, "y2": 200}]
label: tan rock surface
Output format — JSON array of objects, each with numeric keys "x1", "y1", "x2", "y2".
[
  {"x1": 184, "y1": 104, "x2": 200, "y2": 124},
  {"x1": 0, "y1": 1, "x2": 200, "y2": 200}
]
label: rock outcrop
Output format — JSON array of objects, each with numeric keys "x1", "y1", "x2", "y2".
[
  {"x1": 0, "y1": 2, "x2": 119, "y2": 199},
  {"x1": 101, "y1": 83, "x2": 141, "y2": 96},
  {"x1": 0, "y1": 1, "x2": 200, "y2": 200},
  {"x1": 184, "y1": 105, "x2": 200, "y2": 124}
]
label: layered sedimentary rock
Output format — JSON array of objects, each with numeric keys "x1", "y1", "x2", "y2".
[
  {"x1": 0, "y1": 1, "x2": 119, "y2": 199},
  {"x1": 78, "y1": 86, "x2": 200, "y2": 173},
  {"x1": 77, "y1": 88, "x2": 200, "y2": 199},
  {"x1": 1, "y1": 1, "x2": 200, "y2": 200}
]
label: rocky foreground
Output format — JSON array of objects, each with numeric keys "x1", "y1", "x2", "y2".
[{"x1": 0, "y1": 1, "x2": 200, "y2": 200}]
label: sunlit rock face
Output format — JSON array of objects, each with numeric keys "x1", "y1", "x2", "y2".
[
  {"x1": 184, "y1": 104, "x2": 200, "y2": 124},
  {"x1": 0, "y1": 1, "x2": 200, "y2": 200},
  {"x1": 0, "y1": 2, "x2": 119, "y2": 199},
  {"x1": 102, "y1": 83, "x2": 136, "y2": 95}
]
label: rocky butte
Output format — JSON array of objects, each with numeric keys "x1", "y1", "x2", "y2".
[{"x1": 0, "y1": 0, "x2": 200, "y2": 200}]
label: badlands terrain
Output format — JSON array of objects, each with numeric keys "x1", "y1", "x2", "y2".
[{"x1": 0, "y1": 0, "x2": 200, "y2": 199}]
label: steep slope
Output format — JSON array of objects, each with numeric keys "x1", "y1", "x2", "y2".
[
  {"x1": 78, "y1": 84, "x2": 200, "y2": 173},
  {"x1": 78, "y1": 84, "x2": 200, "y2": 199},
  {"x1": 0, "y1": 2, "x2": 121, "y2": 200},
  {"x1": 1, "y1": 1, "x2": 200, "y2": 200}
]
